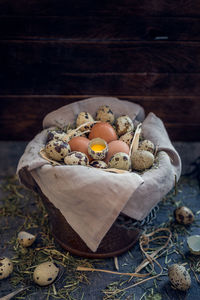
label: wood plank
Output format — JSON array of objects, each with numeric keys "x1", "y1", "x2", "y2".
[
  {"x1": 1, "y1": 16, "x2": 200, "y2": 41},
  {"x1": 1, "y1": 72, "x2": 200, "y2": 96},
  {"x1": 0, "y1": 96, "x2": 200, "y2": 141},
  {"x1": 1, "y1": 41, "x2": 200, "y2": 74},
  {"x1": 1, "y1": 0, "x2": 200, "y2": 17}
]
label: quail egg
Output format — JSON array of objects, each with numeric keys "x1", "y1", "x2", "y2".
[
  {"x1": 138, "y1": 139, "x2": 155, "y2": 154},
  {"x1": 88, "y1": 138, "x2": 108, "y2": 160},
  {"x1": 46, "y1": 130, "x2": 67, "y2": 144},
  {"x1": 119, "y1": 131, "x2": 134, "y2": 147},
  {"x1": 96, "y1": 105, "x2": 115, "y2": 124},
  {"x1": 174, "y1": 206, "x2": 194, "y2": 225},
  {"x1": 108, "y1": 152, "x2": 131, "y2": 171},
  {"x1": 0, "y1": 257, "x2": 13, "y2": 280},
  {"x1": 33, "y1": 261, "x2": 59, "y2": 286},
  {"x1": 187, "y1": 235, "x2": 200, "y2": 255},
  {"x1": 90, "y1": 160, "x2": 108, "y2": 169},
  {"x1": 45, "y1": 140, "x2": 71, "y2": 161},
  {"x1": 64, "y1": 151, "x2": 89, "y2": 166},
  {"x1": 168, "y1": 264, "x2": 191, "y2": 291},
  {"x1": 131, "y1": 150, "x2": 154, "y2": 171},
  {"x1": 18, "y1": 231, "x2": 36, "y2": 247},
  {"x1": 115, "y1": 115, "x2": 134, "y2": 136},
  {"x1": 76, "y1": 112, "x2": 94, "y2": 132},
  {"x1": 64, "y1": 129, "x2": 86, "y2": 142}
]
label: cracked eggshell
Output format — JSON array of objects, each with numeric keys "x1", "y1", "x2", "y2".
[
  {"x1": 64, "y1": 151, "x2": 89, "y2": 166},
  {"x1": 76, "y1": 112, "x2": 94, "y2": 132},
  {"x1": 18, "y1": 231, "x2": 36, "y2": 247},
  {"x1": 187, "y1": 235, "x2": 200, "y2": 255},
  {"x1": 119, "y1": 131, "x2": 134, "y2": 147},
  {"x1": 115, "y1": 115, "x2": 134, "y2": 136},
  {"x1": 88, "y1": 138, "x2": 108, "y2": 160},
  {"x1": 168, "y1": 264, "x2": 191, "y2": 291},
  {"x1": 33, "y1": 261, "x2": 59, "y2": 286},
  {"x1": 96, "y1": 105, "x2": 115, "y2": 124},
  {"x1": 174, "y1": 206, "x2": 194, "y2": 225},
  {"x1": 138, "y1": 139, "x2": 155, "y2": 154},
  {"x1": 90, "y1": 160, "x2": 108, "y2": 169},
  {"x1": 0, "y1": 257, "x2": 13, "y2": 280},
  {"x1": 45, "y1": 140, "x2": 71, "y2": 161},
  {"x1": 46, "y1": 130, "x2": 67, "y2": 144},
  {"x1": 131, "y1": 150, "x2": 154, "y2": 171},
  {"x1": 108, "y1": 152, "x2": 131, "y2": 171}
]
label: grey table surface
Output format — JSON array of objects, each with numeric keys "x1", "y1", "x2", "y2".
[{"x1": 0, "y1": 141, "x2": 200, "y2": 300}]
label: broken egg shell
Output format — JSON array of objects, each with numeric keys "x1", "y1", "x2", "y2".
[
  {"x1": 45, "y1": 140, "x2": 71, "y2": 161},
  {"x1": 18, "y1": 231, "x2": 36, "y2": 247},
  {"x1": 76, "y1": 112, "x2": 94, "y2": 132},
  {"x1": 46, "y1": 130, "x2": 67, "y2": 144},
  {"x1": 138, "y1": 139, "x2": 155, "y2": 154},
  {"x1": 88, "y1": 138, "x2": 108, "y2": 160},
  {"x1": 33, "y1": 261, "x2": 59, "y2": 286},
  {"x1": 0, "y1": 257, "x2": 13, "y2": 280},
  {"x1": 174, "y1": 206, "x2": 194, "y2": 225},
  {"x1": 115, "y1": 115, "x2": 134, "y2": 136},
  {"x1": 90, "y1": 160, "x2": 108, "y2": 169},
  {"x1": 64, "y1": 151, "x2": 89, "y2": 166},
  {"x1": 187, "y1": 235, "x2": 200, "y2": 255},
  {"x1": 168, "y1": 264, "x2": 191, "y2": 291},
  {"x1": 131, "y1": 150, "x2": 154, "y2": 171},
  {"x1": 119, "y1": 131, "x2": 134, "y2": 147},
  {"x1": 108, "y1": 152, "x2": 131, "y2": 171},
  {"x1": 96, "y1": 105, "x2": 115, "y2": 124}
]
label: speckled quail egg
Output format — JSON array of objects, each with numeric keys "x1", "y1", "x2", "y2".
[
  {"x1": 119, "y1": 131, "x2": 134, "y2": 147},
  {"x1": 18, "y1": 231, "x2": 36, "y2": 247},
  {"x1": 174, "y1": 206, "x2": 194, "y2": 225},
  {"x1": 45, "y1": 140, "x2": 71, "y2": 161},
  {"x1": 64, "y1": 129, "x2": 86, "y2": 142},
  {"x1": 88, "y1": 138, "x2": 108, "y2": 160},
  {"x1": 0, "y1": 257, "x2": 13, "y2": 280},
  {"x1": 108, "y1": 152, "x2": 131, "y2": 171},
  {"x1": 46, "y1": 130, "x2": 67, "y2": 144},
  {"x1": 33, "y1": 261, "x2": 59, "y2": 286},
  {"x1": 96, "y1": 105, "x2": 115, "y2": 124},
  {"x1": 168, "y1": 264, "x2": 191, "y2": 291},
  {"x1": 131, "y1": 150, "x2": 154, "y2": 171},
  {"x1": 138, "y1": 139, "x2": 155, "y2": 154},
  {"x1": 76, "y1": 112, "x2": 94, "y2": 132},
  {"x1": 90, "y1": 160, "x2": 108, "y2": 169},
  {"x1": 64, "y1": 151, "x2": 89, "y2": 166},
  {"x1": 115, "y1": 115, "x2": 134, "y2": 136},
  {"x1": 187, "y1": 235, "x2": 200, "y2": 255}
]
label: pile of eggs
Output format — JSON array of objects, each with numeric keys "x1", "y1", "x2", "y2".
[{"x1": 44, "y1": 105, "x2": 156, "y2": 172}]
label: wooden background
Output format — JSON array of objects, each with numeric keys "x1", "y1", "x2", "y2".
[{"x1": 1, "y1": 0, "x2": 200, "y2": 141}]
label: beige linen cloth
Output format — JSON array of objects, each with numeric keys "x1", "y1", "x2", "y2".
[{"x1": 17, "y1": 97, "x2": 181, "y2": 252}]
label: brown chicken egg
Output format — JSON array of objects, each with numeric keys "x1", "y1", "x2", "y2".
[
  {"x1": 89, "y1": 122, "x2": 117, "y2": 143},
  {"x1": 68, "y1": 136, "x2": 92, "y2": 161},
  {"x1": 105, "y1": 140, "x2": 130, "y2": 164}
]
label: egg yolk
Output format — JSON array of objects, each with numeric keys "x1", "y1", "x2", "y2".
[{"x1": 91, "y1": 144, "x2": 105, "y2": 152}]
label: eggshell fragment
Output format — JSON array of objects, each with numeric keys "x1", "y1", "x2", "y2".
[
  {"x1": 174, "y1": 206, "x2": 194, "y2": 225},
  {"x1": 18, "y1": 231, "x2": 36, "y2": 247},
  {"x1": 105, "y1": 140, "x2": 129, "y2": 164},
  {"x1": 88, "y1": 138, "x2": 108, "y2": 160},
  {"x1": 90, "y1": 160, "x2": 108, "y2": 169},
  {"x1": 187, "y1": 235, "x2": 200, "y2": 255},
  {"x1": 89, "y1": 122, "x2": 117, "y2": 143},
  {"x1": 168, "y1": 264, "x2": 191, "y2": 291},
  {"x1": 64, "y1": 151, "x2": 89, "y2": 166},
  {"x1": 76, "y1": 112, "x2": 94, "y2": 132},
  {"x1": 68, "y1": 136, "x2": 92, "y2": 161},
  {"x1": 115, "y1": 115, "x2": 134, "y2": 136},
  {"x1": 138, "y1": 139, "x2": 155, "y2": 154},
  {"x1": 108, "y1": 152, "x2": 131, "y2": 171},
  {"x1": 131, "y1": 150, "x2": 154, "y2": 171},
  {"x1": 33, "y1": 262, "x2": 59, "y2": 286},
  {"x1": 0, "y1": 257, "x2": 13, "y2": 280},
  {"x1": 96, "y1": 105, "x2": 115, "y2": 124},
  {"x1": 45, "y1": 140, "x2": 71, "y2": 161}
]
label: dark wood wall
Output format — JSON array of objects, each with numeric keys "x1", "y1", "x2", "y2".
[{"x1": 1, "y1": 1, "x2": 200, "y2": 141}]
